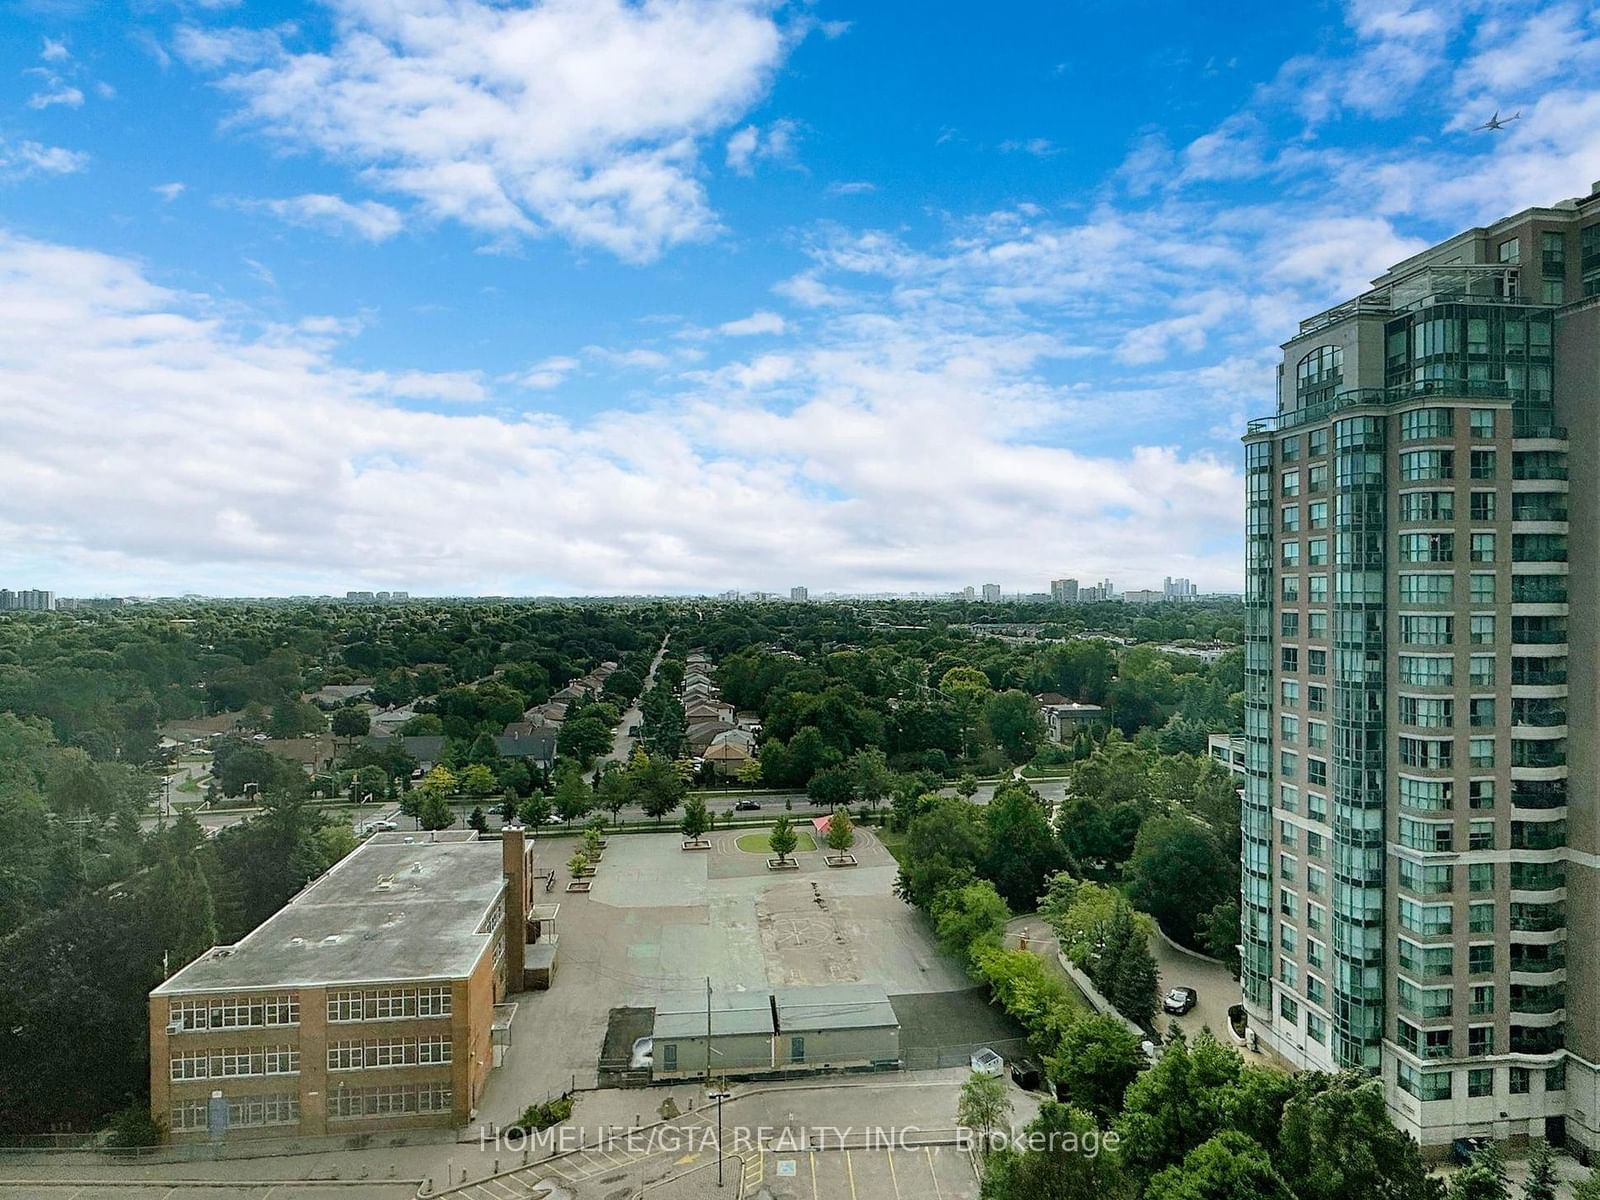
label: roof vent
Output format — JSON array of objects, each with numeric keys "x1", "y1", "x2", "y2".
[
  {"x1": 412, "y1": 862, "x2": 423, "y2": 874},
  {"x1": 288, "y1": 938, "x2": 306, "y2": 947},
  {"x1": 321, "y1": 935, "x2": 341, "y2": 946}
]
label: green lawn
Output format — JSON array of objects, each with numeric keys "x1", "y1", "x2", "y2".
[
  {"x1": 875, "y1": 830, "x2": 908, "y2": 865},
  {"x1": 735, "y1": 831, "x2": 817, "y2": 854}
]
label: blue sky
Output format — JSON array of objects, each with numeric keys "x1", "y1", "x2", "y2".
[{"x1": 1, "y1": 0, "x2": 1597, "y2": 597}]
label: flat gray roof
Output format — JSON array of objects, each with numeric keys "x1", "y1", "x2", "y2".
[
  {"x1": 153, "y1": 834, "x2": 506, "y2": 995},
  {"x1": 774, "y1": 984, "x2": 898, "y2": 1032},
  {"x1": 653, "y1": 988, "x2": 774, "y2": 1040}
]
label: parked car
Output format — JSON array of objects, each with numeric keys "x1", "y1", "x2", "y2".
[
  {"x1": 1162, "y1": 987, "x2": 1198, "y2": 1015},
  {"x1": 1009, "y1": 1058, "x2": 1042, "y2": 1091},
  {"x1": 734, "y1": 799, "x2": 762, "y2": 811},
  {"x1": 357, "y1": 818, "x2": 397, "y2": 835}
]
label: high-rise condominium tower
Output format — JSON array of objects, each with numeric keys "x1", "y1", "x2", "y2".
[{"x1": 1241, "y1": 183, "x2": 1600, "y2": 1153}]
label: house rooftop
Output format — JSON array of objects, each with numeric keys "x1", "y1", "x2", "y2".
[{"x1": 152, "y1": 834, "x2": 506, "y2": 996}]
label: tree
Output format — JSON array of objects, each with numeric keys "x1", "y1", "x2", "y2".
[
  {"x1": 553, "y1": 759, "x2": 592, "y2": 825},
  {"x1": 983, "y1": 783, "x2": 1068, "y2": 911},
  {"x1": 825, "y1": 806, "x2": 856, "y2": 855},
  {"x1": 979, "y1": 1101, "x2": 1131, "y2": 1200},
  {"x1": 931, "y1": 880, "x2": 1011, "y2": 961},
  {"x1": 418, "y1": 791, "x2": 455, "y2": 830},
  {"x1": 1115, "y1": 1030, "x2": 1245, "y2": 1188},
  {"x1": 106, "y1": 1102, "x2": 165, "y2": 1148},
  {"x1": 848, "y1": 746, "x2": 893, "y2": 808},
  {"x1": 1046, "y1": 1013, "x2": 1145, "y2": 1122},
  {"x1": 768, "y1": 814, "x2": 798, "y2": 864},
  {"x1": 518, "y1": 791, "x2": 552, "y2": 827},
  {"x1": 633, "y1": 754, "x2": 685, "y2": 824},
  {"x1": 1274, "y1": 1073, "x2": 1444, "y2": 1200},
  {"x1": 568, "y1": 851, "x2": 589, "y2": 877},
  {"x1": 1100, "y1": 901, "x2": 1159, "y2": 1027},
  {"x1": 330, "y1": 707, "x2": 371, "y2": 742},
  {"x1": 956, "y1": 772, "x2": 980, "y2": 800},
  {"x1": 458, "y1": 763, "x2": 497, "y2": 796},
  {"x1": 597, "y1": 760, "x2": 631, "y2": 823},
  {"x1": 468, "y1": 805, "x2": 488, "y2": 834},
  {"x1": 680, "y1": 795, "x2": 710, "y2": 841},
  {"x1": 1144, "y1": 1131, "x2": 1294, "y2": 1200},
  {"x1": 1200, "y1": 901, "x2": 1241, "y2": 976},
  {"x1": 807, "y1": 763, "x2": 857, "y2": 808},
  {"x1": 1449, "y1": 1142, "x2": 1509, "y2": 1200},
  {"x1": 1522, "y1": 1141, "x2": 1558, "y2": 1200},
  {"x1": 1127, "y1": 815, "x2": 1232, "y2": 949},
  {"x1": 895, "y1": 794, "x2": 988, "y2": 909},
  {"x1": 957, "y1": 1068, "x2": 1012, "y2": 1158},
  {"x1": 268, "y1": 699, "x2": 325, "y2": 740},
  {"x1": 982, "y1": 690, "x2": 1044, "y2": 762}
]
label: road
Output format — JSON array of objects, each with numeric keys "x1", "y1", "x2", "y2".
[{"x1": 591, "y1": 636, "x2": 669, "y2": 782}]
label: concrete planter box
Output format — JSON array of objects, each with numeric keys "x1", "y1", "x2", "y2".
[
  {"x1": 766, "y1": 859, "x2": 800, "y2": 871},
  {"x1": 576, "y1": 865, "x2": 597, "y2": 877},
  {"x1": 565, "y1": 880, "x2": 592, "y2": 892},
  {"x1": 681, "y1": 838, "x2": 712, "y2": 850},
  {"x1": 824, "y1": 854, "x2": 858, "y2": 868}
]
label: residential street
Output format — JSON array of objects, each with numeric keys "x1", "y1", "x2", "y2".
[{"x1": 591, "y1": 635, "x2": 669, "y2": 781}]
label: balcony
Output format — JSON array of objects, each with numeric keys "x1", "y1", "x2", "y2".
[{"x1": 1246, "y1": 381, "x2": 1513, "y2": 436}]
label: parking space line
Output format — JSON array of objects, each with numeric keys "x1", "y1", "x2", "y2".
[
  {"x1": 845, "y1": 1149, "x2": 858, "y2": 1200},
  {"x1": 810, "y1": 1149, "x2": 819, "y2": 1200},
  {"x1": 887, "y1": 1148, "x2": 902, "y2": 1199},
  {"x1": 926, "y1": 1146, "x2": 944, "y2": 1200}
]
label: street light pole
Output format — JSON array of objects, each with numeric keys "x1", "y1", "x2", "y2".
[{"x1": 706, "y1": 976, "x2": 724, "y2": 1188}]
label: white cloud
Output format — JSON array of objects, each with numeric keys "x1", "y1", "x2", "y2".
[
  {"x1": 256, "y1": 194, "x2": 404, "y2": 241},
  {"x1": 999, "y1": 137, "x2": 1060, "y2": 157},
  {"x1": 27, "y1": 82, "x2": 85, "y2": 109},
  {"x1": 377, "y1": 370, "x2": 489, "y2": 405},
  {"x1": 514, "y1": 355, "x2": 580, "y2": 390},
  {"x1": 180, "y1": 0, "x2": 796, "y2": 262},
  {"x1": 826, "y1": 180, "x2": 876, "y2": 196},
  {"x1": 0, "y1": 138, "x2": 88, "y2": 180},
  {"x1": 153, "y1": 181, "x2": 186, "y2": 202},
  {"x1": 40, "y1": 37, "x2": 70, "y2": 63},
  {"x1": 0, "y1": 229, "x2": 1245, "y2": 595},
  {"x1": 725, "y1": 119, "x2": 801, "y2": 176},
  {"x1": 717, "y1": 311, "x2": 787, "y2": 336}
]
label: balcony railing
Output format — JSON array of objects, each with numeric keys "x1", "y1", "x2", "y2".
[{"x1": 1246, "y1": 381, "x2": 1520, "y2": 436}]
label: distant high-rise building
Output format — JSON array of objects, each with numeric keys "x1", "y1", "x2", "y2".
[
  {"x1": 1050, "y1": 578, "x2": 1079, "y2": 603},
  {"x1": 1243, "y1": 183, "x2": 1600, "y2": 1155},
  {"x1": 345, "y1": 591, "x2": 375, "y2": 603},
  {"x1": 981, "y1": 583, "x2": 1002, "y2": 602},
  {"x1": 1164, "y1": 576, "x2": 1198, "y2": 600},
  {"x1": 0, "y1": 589, "x2": 55, "y2": 611},
  {"x1": 790, "y1": 586, "x2": 809, "y2": 602},
  {"x1": 962, "y1": 586, "x2": 975, "y2": 601}
]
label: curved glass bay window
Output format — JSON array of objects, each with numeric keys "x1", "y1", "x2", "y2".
[{"x1": 1331, "y1": 415, "x2": 1385, "y2": 1069}]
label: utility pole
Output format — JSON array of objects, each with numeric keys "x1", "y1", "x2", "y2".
[{"x1": 706, "y1": 976, "x2": 723, "y2": 1187}]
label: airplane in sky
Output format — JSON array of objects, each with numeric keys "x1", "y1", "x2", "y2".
[{"x1": 1478, "y1": 110, "x2": 1522, "y2": 131}]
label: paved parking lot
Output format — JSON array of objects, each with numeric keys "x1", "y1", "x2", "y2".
[
  {"x1": 742, "y1": 1144, "x2": 978, "y2": 1200},
  {"x1": 477, "y1": 826, "x2": 969, "y2": 1128}
]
